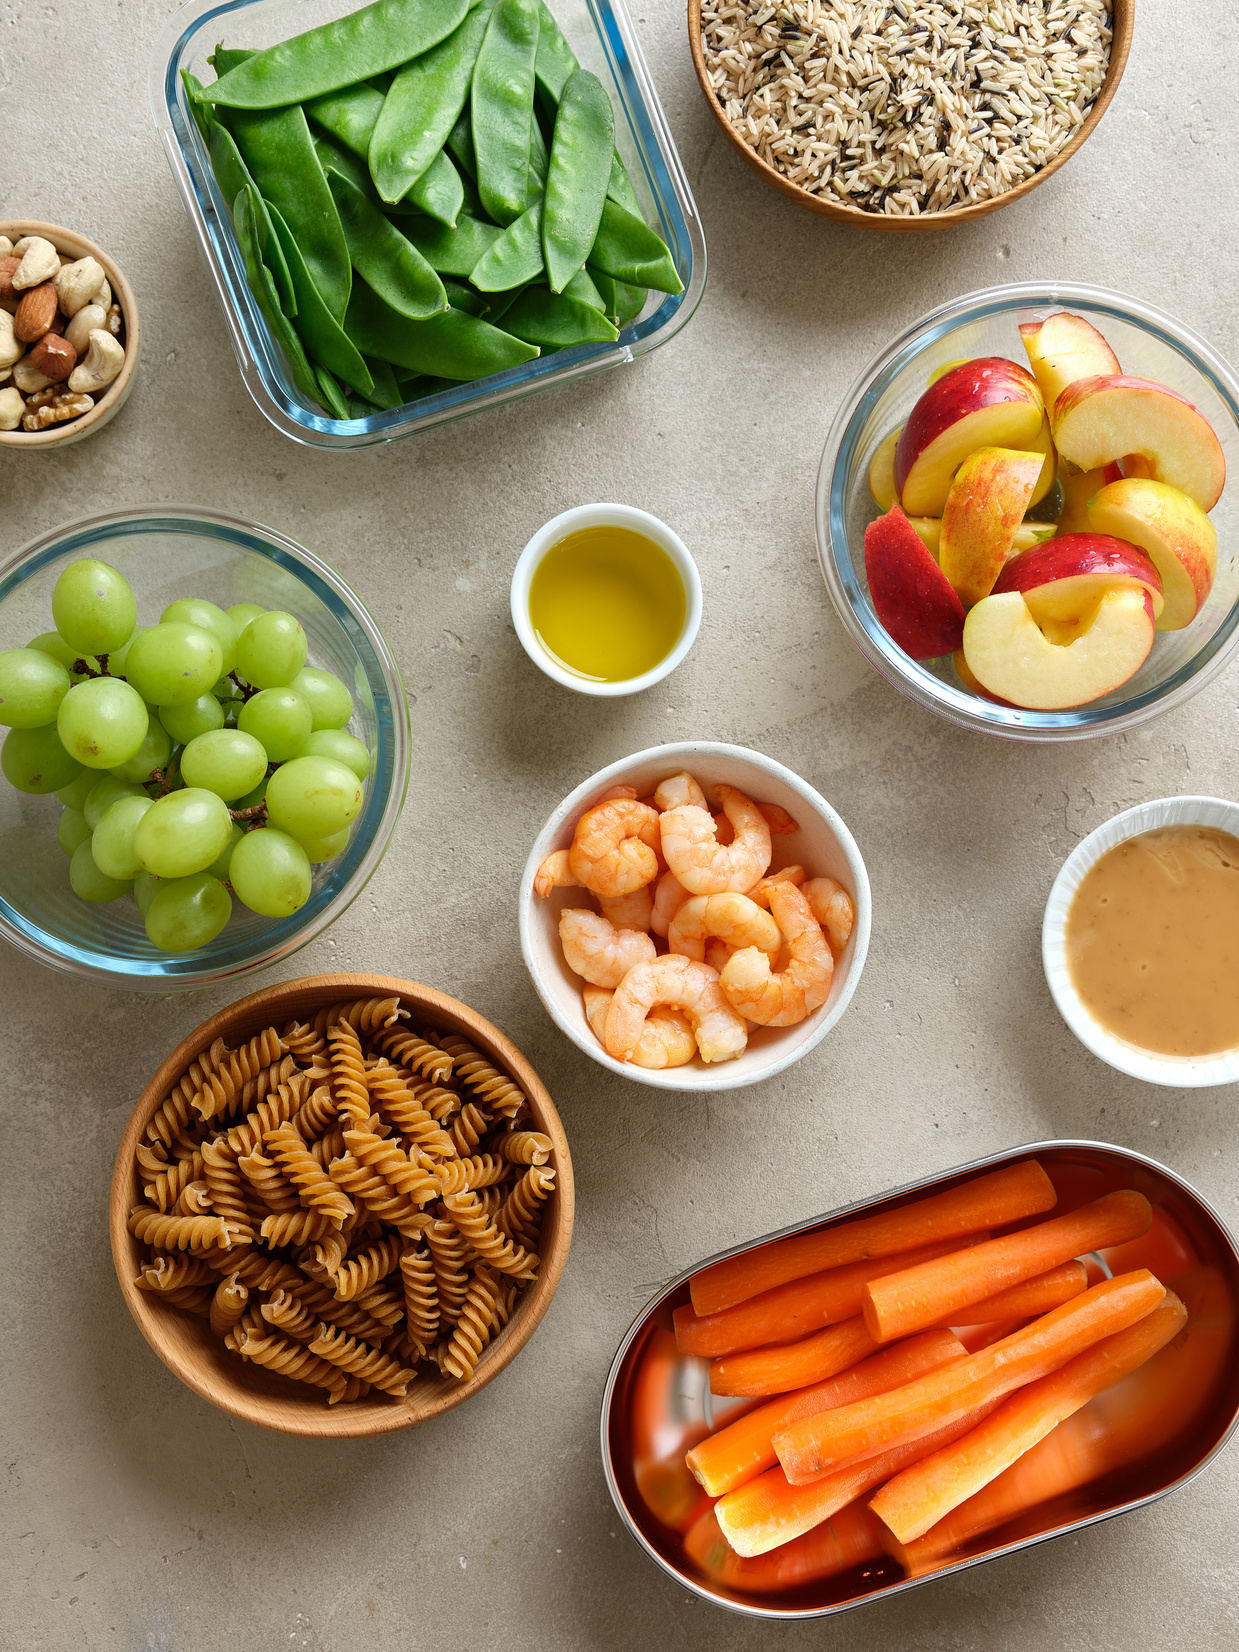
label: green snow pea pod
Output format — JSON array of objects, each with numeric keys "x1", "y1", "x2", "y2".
[
  {"x1": 313, "y1": 106, "x2": 465, "y2": 227},
  {"x1": 527, "y1": 108, "x2": 549, "y2": 198},
  {"x1": 362, "y1": 355, "x2": 403, "y2": 409},
  {"x1": 562, "y1": 266, "x2": 605, "y2": 312},
  {"x1": 407, "y1": 151, "x2": 466, "y2": 228},
  {"x1": 470, "y1": 201, "x2": 543, "y2": 292},
  {"x1": 401, "y1": 213, "x2": 503, "y2": 277},
  {"x1": 349, "y1": 394, "x2": 383, "y2": 417},
  {"x1": 528, "y1": 8, "x2": 640, "y2": 213},
  {"x1": 369, "y1": 0, "x2": 495, "y2": 204},
  {"x1": 394, "y1": 370, "x2": 465, "y2": 399},
  {"x1": 586, "y1": 265, "x2": 646, "y2": 327},
  {"x1": 327, "y1": 168, "x2": 448, "y2": 320},
  {"x1": 305, "y1": 81, "x2": 386, "y2": 157},
  {"x1": 441, "y1": 279, "x2": 488, "y2": 317},
  {"x1": 314, "y1": 365, "x2": 350, "y2": 419},
  {"x1": 501, "y1": 286, "x2": 618, "y2": 348},
  {"x1": 204, "y1": 0, "x2": 473, "y2": 108},
  {"x1": 588, "y1": 197, "x2": 681, "y2": 294},
  {"x1": 233, "y1": 187, "x2": 321, "y2": 405},
  {"x1": 482, "y1": 281, "x2": 531, "y2": 324},
  {"x1": 182, "y1": 71, "x2": 213, "y2": 143},
  {"x1": 606, "y1": 148, "x2": 642, "y2": 217},
  {"x1": 344, "y1": 276, "x2": 538, "y2": 378},
  {"x1": 471, "y1": 0, "x2": 541, "y2": 226},
  {"x1": 209, "y1": 46, "x2": 252, "y2": 75},
  {"x1": 209, "y1": 120, "x2": 296, "y2": 315},
  {"x1": 542, "y1": 70, "x2": 613, "y2": 292},
  {"x1": 447, "y1": 109, "x2": 477, "y2": 179},
  {"x1": 265, "y1": 202, "x2": 375, "y2": 396}
]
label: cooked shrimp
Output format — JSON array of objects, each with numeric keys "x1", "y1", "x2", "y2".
[
  {"x1": 598, "y1": 887, "x2": 654, "y2": 932},
  {"x1": 668, "y1": 893, "x2": 781, "y2": 964},
  {"x1": 650, "y1": 869, "x2": 693, "y2": 938},
  {"x1": 654, "y1": 771, "x2": 706, "y2": 811},
  {"x1": 597, "y1": 784, "x2": 639, "y2": 803},
  {"x1": 757, "y1": 801, "x2": 799, "y2": 835},
  {"x1": 568, "y1": 799, "x2": 661, "y2": 897},
  {"x1": 750, "y1": 865, "x2": 806, "y2": 907},
  {"x1": 713, "y1": 811, "x2": 735, "y2": 845},
  {"x1": 659, "y1": 785, "x2": 772, "y2": 896},
  {"x1": 583, "y1": 986, "x2": 696, "y2": 1070},
  {"x1": 606, "y1": 955, "x2": 748, "y2": 1065},
  {"x1": 704, "y1": 938, "x2": 734, "y2": 975},
  {"x1": 534, "y1": 848, "x2": 582, "y2": 900},
  {"x1": 719, "y1": 883, "x2": 833, "y2": 1027},
  {"x1": 559, "y1": 910, "x2": 656, "y2": 988},
  {"x1": 804, "y1": 877, "x2": 856, "y2": 955}
]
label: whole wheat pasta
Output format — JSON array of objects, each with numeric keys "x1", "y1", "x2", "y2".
[
  {"x1": 342, "y1": 1126, "x2": 441, "y2": 1205},
  {"x1": 308, "y1": 1324, "x2": 416, "y2": 1397},
  {"x1": 328, "y1": 1019, "x2": 371, "y2": 1126},
  {"x1": 292, "y1": 1086, "x2": 338, "y2": 1140},
  {"x1": 135, "y1": 1141, "x2": 170, "y2": 1180},
  {"x1": 173, "y1": 1180, "x2": 212, "y2": 1217},
  {"x1": 265, "y1": 1122, "x2": 355, "y2": 1225},
  {"x1": 436, "y1": 1154, "x2": 510, "y2": 1196},
  {"x1": 238, "y1": 1330, "x2": 348, "y2": 1400},
  {"x1": 228, "y1": 1251, "x2": 304, "y2": 1293},
  {"x1": 313, "y1": 996, "x2": 406, "y2": 1036},
  {"x1": 260, "y1": 1211, "x2": 340, "y2": 1247},
  {"x1": 312, "y1": 1230, "x2": 349, "y2": 1275},
  {"x1": 497, "y1": 1166, "x2": 557, "y2": 1252},
  {"x1": 354, "y1": 1282, "x2": 406, "y2": 1327},
  {"x1": 135, "y1": 1255, "x2": 217, "y2": 1292},
  {"x1": 373, "y1": 1024, "x2": 454, "y2": 1083},
  {"x1": 310, "y1": 1125, "x2": 347, "y2": 1168},
  {"x1": 237, "y1": 1149, "x2": 301, "y2": 1213},
  {"x1": 209, "y1": 1273, "x2": 249, "y2": 1340},
  {"x1": 200, "y1": 1139, "x2": 255, "y2": 1237},
  {"x1": 128, "y1": 1207, "x2": 244, "y2": 1253},
  {"x1": 261, "y1": 1289, "x2": 321, "y2": 1343},
  {"x1": 143, "y1": 1150, "x2": 206, "y2": 1212},
  {"x1": 449, "y1": 1102, "x2": 492, "y2": 1159},
  {"x1": 280, "y1": 1019, "x2": 326, "y2": 1059},
  {"x1": 438, "y1": 1036, "x2": 528, "y2": 1120},
  {"x1": 327, "y1": 1153, "x2": 428, "y2": 1236},
  {"x1": 443, "y1": 1191, "x2": 539, "y2": 1280},
  {"x1": 147, "y1": 1039, "x2": 229, "y2": 1147},
  {"x1": 399, "y1": 1245, "x2": 439, "y2": 1352},
  {"x1": 498, "y1": 1131, "x2": 554, "y2": 1166},
  {"x1": 288, "y1": 1278, "x2": 392, "y2": 1343},
  {"x1": 162, "y1": 1283, "x2": 214, "y2": 1314},
  {"x1": 333, "y1": 1235, "x2": 403, "y2": 1301},
  {"x1": 225, "y1": 1076, "x2": 308, "y2": 1156},
  {"x1": 233, "y1": 1053, "x2": 300, "y2": 1118},
  {"x1": 442, "y1": 1267, "x2": 503, "y2": 1381},
  {"x1": 411, "y1": 1080, "x2": 464, "y2": 1123},
  {"x1": 224, "y1": 1304, "x2": 269, "y2": 1352},
  {"x1": 477, "y1": 1186, "x2": 505, "y2": 1222},
  {"x1": 366, "y1": 1065, "x2": 457, "y2": 1157}
]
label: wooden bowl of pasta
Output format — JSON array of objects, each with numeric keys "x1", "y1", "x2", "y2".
[{"x1": 109, "y1": 973, "x2": 574, "y2": 1438}]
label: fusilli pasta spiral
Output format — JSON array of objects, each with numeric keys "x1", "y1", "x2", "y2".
[
  {"x1": 237, "y1": 1330, "x2": 349, "y2": 1400},
  {"x1": 373, "y1": 1025, "x2": 455, "y2": 1084},
  {"x1": 497, "y1": 1166, "x2": 557, "y2": 1251},
  {"x1": 441, "y1": 1267, "x2": 502, "y2": 1381},
  {"x1": 442, "y1": 1192, "x2": 539, "y2": 1279},
  {"x1": 264, "y1": 1122, "x2": 354, "y2": 1225},
  {"x1": 307, "y1": 1325, "x2": 416, "y2": 1397},
  {"x1": 209, "y1": 1273, "x2": 249, "y2": 1339},
  {"x1": 437, "y1": 1036, "x2": 528, "y2": 1120},
  {"x1": 398, "y1": 1245, "x2": 439, "y2": 1353}
]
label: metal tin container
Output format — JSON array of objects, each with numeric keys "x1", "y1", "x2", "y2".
[{"x1": 600, "y1": 1141, "x2": 1239, "y2": 1620}]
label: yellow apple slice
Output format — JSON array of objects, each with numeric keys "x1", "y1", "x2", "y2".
[
  {"x1": 1052, "y1": 376, "x2": 1226, "y2": 512},
  {"x1": 939, "y1": 447, "x2": 1045, "y2": 608},
  {"x1": 927, "y1": 357, "x2": 973, "y2": 388},
  {"x1": 1018, "y1": 312, "x2": 1120, "y2": 414},
  {"x1": 962, "y1": 586, "x2": 1156, "y2": 710},
  {"x1": 909, "y1": 518, "x2": 1055, "y2": 559},
  {"x1": 867, "y1": 427, "x2": 901, "y2": 512},
  {"x1": 1087, "y1": 477, "x2": 1218, "y2": 630}
]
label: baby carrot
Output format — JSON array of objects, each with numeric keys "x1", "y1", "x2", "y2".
[
  {"x1": 686, "y1": 1328, "x2": 965, "y2": 1498},
  {"x1": 861, "y1": 1190, "x2": 1152, "y2": 1342},
  {"x1": 774, "y1": 1269, "x2": 1165, "y2": 1485},
  {"x1": 709, "y1": 1316, "x2": 880, "y2": 1399},
  {"x1": 928, "y1": 1260, "x2": 1089, "y2": 1327},
  {"x1": 684, "y1": 1500, "x2": 884, "y2": 1595},
  {"x1": 674, "y1": 1236, "x2": 985, "y2": 1359},
  {"x1": 689, "y1": 1160, "x2": 1056, "y2": 1316},
  {"x1": 870, "y1": 1292, "x2": 1187, "y2": 1543}
]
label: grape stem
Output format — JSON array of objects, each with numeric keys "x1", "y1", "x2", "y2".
[
  {"x1": 147, "y1": 762, "x2": 180, "y2": 797},
  {"x1": 73, "y1": 654, "x2": 111, "y2": 679},
  {"x1": 230, "y1": 802, "x2": 268, "y2": 830},
  {"x1": 228, "y1": 670, "x2": 258, "y2": 702}
]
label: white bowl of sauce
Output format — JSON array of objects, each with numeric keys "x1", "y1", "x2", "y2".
[
  {"x1": 510, "y1": 504, "x2": 702, "y2": 696},
  {"x1": 1043, "y1": 796, "x2": 1239, "y2": 1086}
]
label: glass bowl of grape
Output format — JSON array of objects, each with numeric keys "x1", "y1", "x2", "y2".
[{"x1": 0, "y1": 506, "x2": 408, "y2": 989}]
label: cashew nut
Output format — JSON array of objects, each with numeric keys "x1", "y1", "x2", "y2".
[
  {"x1": 12, "y1": 355, "x2": 52, "y2": 393},
  {"x1": 55, "y1": 256, "x2": 107, "y2": 317},
  {"x1": 0, "y1": 386, "x2": 24, "y2": 430},
  {"x1": 95, "y1": 276, "x2": 112, "y2": 311},
  {"x1": 65, "y1": 302, "x2": 106, "y2": 358},
  {"x1": 0, "y1": 237, "x2": 12, "y2": 259},
  {"x1": 12, "y1": 237, "x2": 60, "y2": 291},
  {"x1": 0, "y1": 311, "x2": 21, "y2": 371},
  {"x1": 68, "y1": 329, "x2": 125, "y2": 394}
]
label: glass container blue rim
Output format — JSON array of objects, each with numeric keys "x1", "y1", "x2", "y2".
[
  {"x1": 149, "y1": 0, "x2": 707, "y2": 449},
  {"x1": 0, "y1": 505, "x2": 410, "y2": 991},
  {"x1": 815, "y1": 281, "x2": 1239, "y2": 743}
]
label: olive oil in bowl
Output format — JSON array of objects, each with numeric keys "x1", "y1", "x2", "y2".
[{"x1": 528, "y1": 525, "x2": 687, "y2": 683}]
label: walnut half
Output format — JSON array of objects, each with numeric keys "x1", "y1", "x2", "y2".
[{"x1": 21, "y1": 389, "x2": 93, "y2": 431}]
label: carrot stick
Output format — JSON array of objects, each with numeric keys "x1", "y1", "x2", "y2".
[
  {"x1": 716, "y1": 1403, "x2": 1001, "y2": 1557},
  {"x1": 634, "y1": 1454, "x2": 714, "y2": 1534},
  {"x1": 684, "y1": 1500, "x2": 885, "y2": 1595},
  {"x1": 862, "y1": 1190, "x2": 1152, "y2": 1343},
  {"x1": 870, "y1": 1293, "x2": 1187, "y2": 1544},
  {"x1": 674, "y1": 1235, "x2": 986, "y2": 1359},
  {"x1": 690, "y1": 1160, "x2": 1056, "y2": 1316},
  {"x1": 709, "y1": 1315, "x2": 880, "y2": 1398},
  {"x1": 687, "y1": 1329, "x2": 966, "y2": 1498},
  {"x1": 774, "y1": 1269, "x2": 1165, "y2": 1485},
  {"x1": 931, "y1": 1261, "x2": 1089, "y2": 1327}
]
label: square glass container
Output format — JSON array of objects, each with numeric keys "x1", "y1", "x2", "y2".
[{"x1": 149, "y1": 0, "x2": 706, "y2": 448}]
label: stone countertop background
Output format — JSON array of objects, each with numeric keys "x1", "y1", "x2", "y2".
[{"x1": 2, "y1": 1, "x2": 1237, "y2": 1647}]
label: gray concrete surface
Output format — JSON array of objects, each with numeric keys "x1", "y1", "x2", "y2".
[{"x1": 3, "y1": 1, "x2": 1238, "y2": 1647}]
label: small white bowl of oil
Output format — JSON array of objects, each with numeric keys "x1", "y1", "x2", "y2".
[{"x1": 510, "y1": 503, "x2": 702, "y2": 696}]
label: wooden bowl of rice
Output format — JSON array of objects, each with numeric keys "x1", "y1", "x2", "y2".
[{"x1": 688, "y1": 0, "x2": 1133, "y2": 230}]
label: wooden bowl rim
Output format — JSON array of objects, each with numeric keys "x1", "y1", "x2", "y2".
[
  {"x1": 109, "y1": 973, "x2": 576, "y2": 1439},
  {"x1": 0, "y1": 219, "x2": 140, "y2": 447},
  {"x1": 686, "y1": 0, "x2": 1134, "y2": 231}
]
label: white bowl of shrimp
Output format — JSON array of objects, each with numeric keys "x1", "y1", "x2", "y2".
[{"x1": 519, "y1": 743, "x2": 871, "y2": 1090}]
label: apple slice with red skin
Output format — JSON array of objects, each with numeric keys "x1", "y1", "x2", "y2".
[
  {"x1": 993, "y1": 532, "x2": 1165, "y2": 627},
  {"x1": 864, "y1": 503, "x2": 966, "y2": 660},
  {"x1": 909, "y1": 518, "x2": 1055, "y2": 559},
  {"x1": 953, "y1": 648, "x2": 1019, "y2": 706},
  {"x1": 1056, "y1": 461, "x2": 1123, "y2": 533},
  {"x1": 894, "y1": 357, "x2": 1045, "y2": 517},
  {"x1": 1052, "y1": 376, "x2": 1226, "y2": 512},
  {"x1": 1019, "y1": 311, "x2": 1120, "y2": 414},
  {"x1": 1087, "y1": 477, "x2": 1218, "y2": 629},
  {"x1": 963, "y1": 586, "x2": 1156, "y2": 710},
  {"x1": 1026, "y1": 415, "x2": 1057, "y2": 508},
  {"x1": 868, "y1": 427, "x2": 901, "y2": 511},
  {"x1": 939, "y1": 446, "x2": 1045, "y2": 608}
]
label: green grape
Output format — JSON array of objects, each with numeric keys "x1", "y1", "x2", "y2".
[
  {"x1": 52, "y1": 558, "x2": 138, "y2": 655},
  {"x1": 91, "y1": 794, "x2": 155, "y2": 880},
  {"x1": 107, "y1": 625, "x2": 147, "y2": 678},
  {"x1": 232, "y1": 775, "x2": 268, "y2": 812},
  {"x1": 109, "y1": 718, "x2": 172, "y2": 783},
  {"x1": 291, "y1": 667, "x2": 353, "y2": 731},
  {"x1": 124, "y1": 622, "x2": 222, "y2": 706},
  {"x1": 227, "y1": 602, "x2": 266, "y2": 631},
  {"x1": 265, "y1": 755, "x2": 364, "y2": 840},
  {"x1": 180, "y1": 728, "x2": 267, "y2": 800},
  {"x1": 0, "y1": 647, "x2": 72, "y2": 728},
  {"x1": 55, "y1": 769, "x2": 97, "y2": 811},
  {"x1": 159, "y1": 693, "x2": 224, "y2": 744},
  {"x1": 1, "y1": 724, "x2": 84, "y2": 793},
  {"x1": 297, "y1": 825, "x2": 351, "y2": 863},
  {"x1": 28, "y1": 631, "x2": 97, "y2": 680},
  {"x1": 57, "y1": 807, "x2": 93, "y2": 857},
  {"x1": 84, "y1": 774, "x2": 146, "y2": 830},
  {"x1": 56, "y1": 677, "x2": 149, "y2": 769},
  {"x1": 144, "y1": 872, "x2": 232, "y2": 952},
  {"x1": 235, "y1": 610, "x2": 307, "y2": 689},
  {"x1": 238, "y1": 687, "x2": 312, "y2": 762},
  {"x1": 69, "y1": 839, "x2": 133, "y2": 903},
  {"x1": 161, "y1": 599, "x2": 239, "y2": 678},
  {"x1": 229, "y1": 827, "x2": 312, "y2": 917},
  {"x1": 134, "y1": 871, "x2": 161, "y2": 919},
  {"x1": 207, "y1": 822, "x2": 244, "y2": 879},
  {"x1": 135, "y1": 787, "x2": 233, "y2": 878},
  {"x1": 296, "y1": 728, "x2": 371, "y2": 781}
]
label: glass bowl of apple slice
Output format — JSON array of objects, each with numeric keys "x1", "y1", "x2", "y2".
[{"x1": 816, "y1": 282, "x2": 1239, "y2": 740}]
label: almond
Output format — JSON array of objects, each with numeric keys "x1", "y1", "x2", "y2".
[
  {"x1": 13, "y1": 280, "x2": 58, "y2": 344},
  {"x1": 0, "y1": 257, "x2": 18, "y2": 315},
  {"x1": 29, "y1": 333, "x2": 77, "y2": 383}
]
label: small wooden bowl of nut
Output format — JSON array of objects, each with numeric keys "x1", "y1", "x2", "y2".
[{"x1": 0, "y1": 219, "x2": 139, "y2": 449}]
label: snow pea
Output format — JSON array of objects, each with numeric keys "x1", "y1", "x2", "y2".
[
  {"x1": 501, "y1": 286, "x2": 618, "y2": 347},
  {"x1": 314, "y1": 365, "x2": 350, "y2": 418},
  {"x1": 369, "y1": 0, "x2": 495, "y2": 204},
  {"x1": 606, "y1": 147, "x2": 642, "y2": 217},
  {"x1": 344, "y1": 275, "x2": 539, "y2": 377},
  {"x1": 208, "y1": 121, "x2": 296, "y2": 315},
  {"x1": 527, "y1": 107, "x2": 549, "y2": 198},
  {"x1": 471, "y1": 0, "x2": 541, "y2": 226},
  {"x1": 441, "y1": 279, "x2": 488, "y2": 316},
  {"x1": 311, "y1": 87, "x2": 466, "y2": 226},
  {"x1": 562, "y1": 266, "x2": 605, "y2": 312},
  {"x1": 586, "y1": 265, "x2": 646, "y2": 327},
  {"x1": 233, "y1": 186, "x2": 321, "y2": 405},
  {"x1": 362, "y1": 354, "x2": 403, "y2": 409},
  {"x1": 266, "y1": 202, "x2": 375, "y2": 396},
  {"x1": 407, "y1": 151, "x2": 466, "y2": 227},
  {"x1": 542, "y1": 69, "x2": 613, "y2": 292},
  {"x1": 203, "y1": 0, "x2": 474, "y2": 108},
  {"x1": 182, "y1": 70, "x2": 213, "y2": 143},
  {"x1": 326, "y1": 169, "x2": 448, "y2": 319},
  {"x1": 447, "y1": 109, "x2": 477, "y2": 179},
  {"x1": 401, "y1": 213, "x2": 503, "y2": 277},
  {"x1": 587, "y1": 197, "x2": 681, "y2": 294},
  {"x1": 530, "y1": 6, "x2": 640, "y2": 214},
  {"x1": 305, "y1": 81, "x2": 386, "y2": 157},
  {"x1": 470, "y1": 201, "x2": 543, "y2": 292}
]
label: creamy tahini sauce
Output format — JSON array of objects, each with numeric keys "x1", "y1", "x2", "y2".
[{"x1": 1065, "y1": 825, "x2": 1239, "y2": 1058}]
